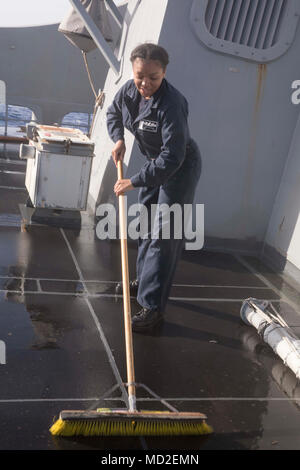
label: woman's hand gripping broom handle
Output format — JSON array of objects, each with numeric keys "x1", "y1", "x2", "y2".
[{"x1": 117, "y1": 160, "x2": 136, "y2": 412}]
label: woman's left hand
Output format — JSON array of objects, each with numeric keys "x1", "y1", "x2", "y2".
[{"x1": 114, "y1": 179, "x2": 134, "y2": 196}]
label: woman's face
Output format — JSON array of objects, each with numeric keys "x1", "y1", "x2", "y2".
[{"x1": 132, "y1": 58, "x2": 166, "y2": 99}]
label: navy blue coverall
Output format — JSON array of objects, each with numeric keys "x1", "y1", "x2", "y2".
[{"x1": 107, "y1": 78, "x2": 201, "y2": 313}]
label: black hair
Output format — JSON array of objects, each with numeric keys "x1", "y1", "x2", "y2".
[{"x1": 130, "y1": 43, "x2": 169, "y2": 70}]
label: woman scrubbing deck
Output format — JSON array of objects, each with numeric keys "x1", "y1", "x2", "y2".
[{"x1": 107, "y1": 42, "x2": 202, "y2": 332}]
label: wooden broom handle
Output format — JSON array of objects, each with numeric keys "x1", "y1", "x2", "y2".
[{"x1": 117, "y1": 160, "x2": 136, "y2": 411}]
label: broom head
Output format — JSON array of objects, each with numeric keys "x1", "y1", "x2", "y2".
[{"x1": 50, "y1": 408, "x2": 213, "y2": 437}]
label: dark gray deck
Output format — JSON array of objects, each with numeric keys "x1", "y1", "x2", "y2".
[{"x1": 0, "y1": 146, "x2": 300, "y2": 451}]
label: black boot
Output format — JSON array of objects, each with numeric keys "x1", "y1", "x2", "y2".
[
  {"x1": 131, "y1": 307, "x2": 163, "y2": 332},
  {"x1": 115, "y1": 279, "x2": 139, "y2": 296}
]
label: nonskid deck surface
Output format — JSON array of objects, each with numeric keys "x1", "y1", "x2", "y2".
[{"x1": 0, "y1": 149, "x2": 300, "y2": 450}]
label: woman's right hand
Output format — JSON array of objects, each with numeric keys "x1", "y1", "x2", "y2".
[{"x1": 111, "y1": 139, "x2": 126, "y2": 166}]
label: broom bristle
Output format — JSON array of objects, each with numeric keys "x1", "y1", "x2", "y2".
[{"x1": 49, "y1": 409, "x2": 213, "y2": 437}]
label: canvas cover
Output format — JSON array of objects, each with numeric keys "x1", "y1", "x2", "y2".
[{"x1": 59, "y1": 0, "x2": 113, "y2": 53}]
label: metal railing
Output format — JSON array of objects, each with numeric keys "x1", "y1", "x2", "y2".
[
  {"x1": 0, "y1": 104, "x2": 34, "y2": 138},
  {"x1": 0, "y1": 104, "x2": 93, "y2": 158}
]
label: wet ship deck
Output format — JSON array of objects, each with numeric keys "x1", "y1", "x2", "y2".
[{"x1": 0, "y1": 146, "x2": 300, "y2": 451}]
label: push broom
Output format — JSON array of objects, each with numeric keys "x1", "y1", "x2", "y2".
[{"x1": 50, "y1": 160, "x2": 212, "y2": 437}]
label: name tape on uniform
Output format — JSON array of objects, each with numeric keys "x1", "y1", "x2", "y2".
[{"x1": 139, "y1": 120, "x2": 158, "y2": 133}]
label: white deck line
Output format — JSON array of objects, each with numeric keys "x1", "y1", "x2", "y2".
[
  {"x1": 0, "y1": 160, "x2": 26, "y2": 166},
  {"x1": 0, "y1": 170, "x2": 25, "y2": 175},
  {"x1": 59, "y1": 228, "x2": 88, "y2": 295},
  {"x1": 59, "y1": 228, "x2": 128, "y2": 405},
  {"x1": 36, "y1": 279, "x2": 42, "y2": 292},
  {"x1": 235, "y1": 254, "x2": 300, "y2": 313},
  {"x1": 0, "y1": 185, "x2": 26, "y2": 190},
  {"x1": 0, "y1": 289, "x2": 281, "y2": 302},
  {"x1": 172, "y1": 284, "x2": 271, "y2": 289},
  {"x1": 0, "y1": 275, "x2": 273, "y2": 289},
  {"x1": 0, "y1": 397, "x2": 298, "y2": 403},
  {"x1": 168, "y1": 297, "x2": 281, "y2": 302}
]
